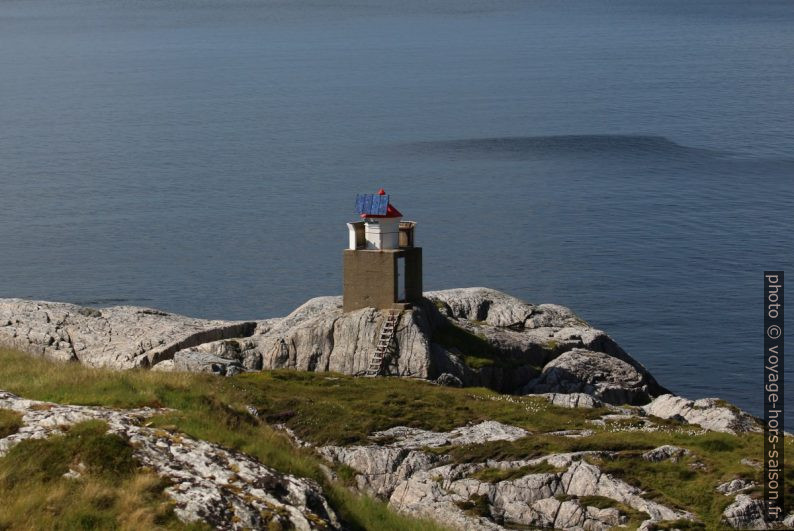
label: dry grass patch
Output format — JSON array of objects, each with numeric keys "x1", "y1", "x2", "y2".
[
  {"x1": 0, "y1": 419, "x2": 199, "y2": 530},
  {"x1": 0, "y1": 409, "x2": 22, "y2": 439},
  {"x1": 0, "y1": 349, "x2": 447, "y2": 531}
]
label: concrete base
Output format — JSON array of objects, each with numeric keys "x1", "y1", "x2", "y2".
[{"x1": 342, "y1": 248, "x2": 422, "y2": 312}]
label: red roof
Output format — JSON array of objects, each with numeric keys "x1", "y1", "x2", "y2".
[{"x1": 360, "y1": 189, "x2": 402, "y2": 218}]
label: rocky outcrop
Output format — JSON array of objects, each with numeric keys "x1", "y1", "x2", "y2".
[
  {"x1": 0, "y1": 289, "x2": 778, "y2": 531},
  {"x1": 643, "y1": 394, "x2": 761, "y2": 434},
  {"x1": 149, "y1": 296, "x2": 436, "y2": 378},
  {"x1": 0, "y1": 287, "x2": 668, "y2": 402},
  {"x1": 154, "y1": 350, "x2": 246, "y2": 376},
  {"x1": 424, "y1": 287, "x2": 537, "y2": 328},
  {"x1": 372, "y1": 421, "x2": 529, "y2": 449},
  {"x1": 522, "y1": 348, "x2": 663, "y2": 405},
  {"x1": 540, "y1": 392, "x2": 604, "y2": 409},
  {"x1": 0, "y1": 391, "x2": 338, "y2": 530},
  {"x1": 318, "y1": 421, "x2": 528, "y2": 499},
  {"x1": 716, "y1": 478, "x2": 756, "y2": 495},
  {"x1": 0, "y1": 299, "x2": 257, "y2": 369},
  {"x1": 386, "y1": 455, "x2": 693, "y2": 529},
  {"x1": 721, "y1": 494, "x2": 767, "y2": 529},
  {"x1": 641, "y1": 445, "x2": 690, "y2": 463},
  {"x1": 319, "y1": 423, "x2": 693, "y2": 530}
]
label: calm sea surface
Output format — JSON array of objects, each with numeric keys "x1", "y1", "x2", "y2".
[{"x1": 1, "y1": 0, "x2": 792, "y2": 421}]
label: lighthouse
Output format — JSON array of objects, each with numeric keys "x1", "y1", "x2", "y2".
[{"x1": 343, "y1": 189, "x2": 422, "y2": 312}]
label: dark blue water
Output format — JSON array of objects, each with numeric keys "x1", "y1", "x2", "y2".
[{"x1": 1, "y1": 0, "x2": 792, "y2": 422}]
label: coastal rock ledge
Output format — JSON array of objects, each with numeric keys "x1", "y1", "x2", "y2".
[
  {"x1": 0, "y1": 288, "x2": 774, "y2": 530},
  {"x1": 0, "y1": 287, "x2": 760, "y2": 428}
]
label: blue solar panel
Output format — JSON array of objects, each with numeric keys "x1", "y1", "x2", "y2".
[
  {"x1": 354, "y1": 194, "x2": 389, "y2": 215},
  {"x1": 373, "y1": 194, "x2": 389, "y2": 214}
]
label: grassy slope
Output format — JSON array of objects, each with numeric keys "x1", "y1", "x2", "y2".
[
  {"x1": 0, "y1": 417, "x2": 204, "y2": 531},
  {"x1": 0, "y1": 348, "x2": 792, "y2": 529}
]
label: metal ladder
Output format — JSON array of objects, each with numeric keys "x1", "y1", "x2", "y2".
[{"x1": 364, "y1": 310, "x2": 401, "y2": 377}]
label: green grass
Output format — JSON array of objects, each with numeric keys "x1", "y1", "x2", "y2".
[
  {"x1": 469, "y1": 461, "x2": 562, "y2": 482},
  {"x1": 439, "y1": 428, "x2": 794, "y2": 529},
  {"x1": 1, "y1": 347, "x2": 792, "y2": 530},
  {"x1": 431, "y1": 321, "x2": 538, "y2": 370},
  {"x1": 0, "y1": 349, "x2": 446, "y2": 531},
  {"x1": 431, "y1": 321, "x2": 502, "y2": 369},
  {"x1": 0, "y1": 408, "x2": 22, "y2": 439},
  {"x1": 0, "y1": 349, "x2": 602, "y2": 447},
  {"x1": 0, "y1": 420, "x2": 199, "y2": 530}
]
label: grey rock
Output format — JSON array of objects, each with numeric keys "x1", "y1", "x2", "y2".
[
  {"x1": 642, "y1": 445, "x2": 691, "y2": 463},
  {"x1": 318, "y1": 422, "x2": 528, "y2": 499},
  {"x1": 425, "y1": 287, "x2": 536, "y2": 328},
  {"x1": 643, "y1": 394, "x2": 762, "y2": 434},
  {"x1": 151, "y1": 359, "x2": 175, "y2": 372},
  {"x1": 372, "y1": 421, "x2": 529, "y2": 449},
  {"x1": 388, "y1": 454, "x2": 692, "y2": 530},
  {"x1": 318, "y1": 445, "x2": 441, "y2": 498},
  {"x1": 0, "y1": 391, "x2": 338, "y2": 530},
  {"x1": 0, "y1": 288, "x2": 669, "y2": 404},
  {"x1": 523, "y1": 348, "x2": 663, "y2": 405},
  {"x1": 171, "y1": 350, "x2": 245, "y2": 376},
  {"x1": 225, "y1": 298, "x2": 435, "y2": 379},
  {"x1": 540, "y1": 392, "x2": 604, "y2": 409},
  {"x1": 716, "y1": 478, "x2": 756, "y2": 496},
  {"x1": 515, "y1": 497, "x2": 622, "y2": 530},
  {"x1": 561, "y1": 460, "x2": 693, "y2": 522},
  {"x1": 321, "y1": 414, "x2": 689, "y2": 531},
  {"x1": 0, "y1": 298, "x2": 256, "y2": 369},
  {"x1": 2, "y1": 288, "x2": 671, "y2": 402},
  {"x1": 436, "y1": 372, "x2": 463, "y2": 387},
  {"x1": 721, "y1": 494, "x2": 768, "y2": 529}
]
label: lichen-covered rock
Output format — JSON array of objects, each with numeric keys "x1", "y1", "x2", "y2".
[
  {"x1": 169, "y1": 350, "x2": 246, "y2": 376},
  {"x1": 388, "y1": 456, "x2": 692, "y2": 529},
  {"x1": 319, "y1": 421, "x2": 529, "y2": 497},
  {"x1": 514, "y1": 497, "x2": 623, "y2": 530},
  {"x1": 539, "y1": 392, "x2": 604, "y2": 409},
  {"x1": 642, "y1": 445, "x2": 691, "y2": 463},
  {"x1": 522, "y1": 348, "x2": 664, "y2": 405},
  {"x1": 643, "y1": 394, "x2": 761, "y2": 434},
  {"x1": 1, "y1": 288, "x2": 671, "y2": 402},
  {"x1": 721, "y1": 494, "x2": 768, "y2": 529},
  {"x1": 424, "y1": 287, "x2": 537, "y2": 328},
  {"x1": 319, "y1": 415, "x2": 691, "y2": 531},
  {"x1": 0, "y1": 391, "x2": 339, "y2": 530},
  {"x1": 561, "y1": 460, "x2": 692, "y2": 522},
  {"x1": 0, "y1": 299, "x2": 256, "y2": 369},
  {"x1": 371, "y1": 421, "x2": 529, "y2": 449},
  {"x1": 716, "y1": 478, "x2": 756, "y2": 495},
  {"x1": 318, "y1": 446, "x2": 440, "y2": 497},
  {"x1": 191, "y1": 298, "x2": 435, "y2": 379}
]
